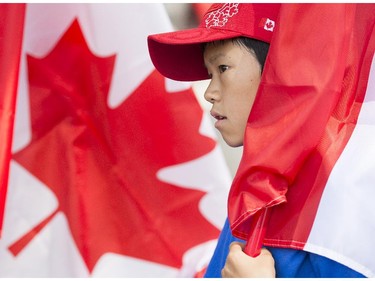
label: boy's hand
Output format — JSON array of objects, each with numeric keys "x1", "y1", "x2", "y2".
[{"x1": 221, "y1": 242, "x2": 276, "y2": 278}]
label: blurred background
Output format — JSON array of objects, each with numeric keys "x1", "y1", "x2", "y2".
[{"x1": 164, "y1": 3, "x2": 243, "y2": 177}]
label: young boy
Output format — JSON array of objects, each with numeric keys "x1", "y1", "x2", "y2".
[
  {"x1": 148, "y1": 3, "x2": 278, "y2": 277},
  {"x1": 148, "y1": 3, "x2": 367, "y2": 278}
]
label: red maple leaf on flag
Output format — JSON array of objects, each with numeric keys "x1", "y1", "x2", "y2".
[{"x1": 11, "y1": 19, "x2": 219, "y2": 273}]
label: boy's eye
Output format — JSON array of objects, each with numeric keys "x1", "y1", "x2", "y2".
[{"x1": 218, "y1": 65, "x2": 229, "y2": 73}]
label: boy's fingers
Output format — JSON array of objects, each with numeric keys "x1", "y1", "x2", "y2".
[{"x1": 229, "y1": 241, "x2": 246, "y2": 252}]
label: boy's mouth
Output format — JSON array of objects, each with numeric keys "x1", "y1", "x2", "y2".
[
  {"x1": 210, "y1": 110, "x2": 227, "y2": 130},
  {"x1": 210, "y1": 111, "x2": 226, "y2": 121}
]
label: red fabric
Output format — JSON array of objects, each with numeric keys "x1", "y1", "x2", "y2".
[
  {"x1": 0, "y1": 4, "x2": 25, "y2": 235},
  {"x1": 228, "y1": 3, "x2": 375, "y2": 251}
]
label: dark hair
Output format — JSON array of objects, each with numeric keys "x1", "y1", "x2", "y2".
[
  {"x1": 203, "y1": 37, "x2": 270, "y2": 72},
  {"x1": 234, "y1": 37, "x2": 270, "y2": 72}
]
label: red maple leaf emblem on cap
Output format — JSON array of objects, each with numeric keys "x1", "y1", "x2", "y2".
[
  {"x1": 266, "y1": 21, "x2": 274, "y2": 30},
  {"x1": 11, "y1": 19, "x2": 219, "y2": 272}
]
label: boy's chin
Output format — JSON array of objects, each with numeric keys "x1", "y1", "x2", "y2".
[{"x1": 222, "y1": 136, "x2": 243, "y2": 148}]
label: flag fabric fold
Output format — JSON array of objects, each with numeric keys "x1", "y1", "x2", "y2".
[
  {"x1": 0, "y1": 4, "x2": 25, "y2": 235},
  {"x1": 228, "y1": 3, "x2": 375, "y2": 276}
]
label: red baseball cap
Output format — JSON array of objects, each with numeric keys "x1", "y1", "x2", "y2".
[{"x1": 148, "y1": 3, "x2": 280, "y2": 81}]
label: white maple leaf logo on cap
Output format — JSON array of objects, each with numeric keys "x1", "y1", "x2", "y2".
[{"x1": 205, "y1": 3, "x2": 239, "y2": 28}]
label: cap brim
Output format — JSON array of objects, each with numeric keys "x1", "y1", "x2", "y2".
[{"x1": 148, "y1": 27, "x2": 242, "y2": 81}]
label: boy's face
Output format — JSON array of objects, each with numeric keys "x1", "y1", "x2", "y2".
[{"x1": 203, "y1": 40, "x2": 262, "y2": 147}]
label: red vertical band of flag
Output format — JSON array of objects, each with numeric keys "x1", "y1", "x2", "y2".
[
  {"x1": 0, "y1": 4, "x2": 26, "y2": 235},
  {"x1": 228, "y1": 3, "x2": 374, "y2": 249}
]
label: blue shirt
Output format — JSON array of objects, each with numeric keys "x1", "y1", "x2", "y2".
[{"x1": 204, "y1": 218, "x2": 365, "y2": 278}]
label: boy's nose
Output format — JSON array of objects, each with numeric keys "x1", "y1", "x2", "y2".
[{"x1": 204, "y1": 80, "x2": 219, "y2": 104}]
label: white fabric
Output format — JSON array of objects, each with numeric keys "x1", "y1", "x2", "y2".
[{"x1": 306, "y1": 53, "x2": 375, "y2": 277}]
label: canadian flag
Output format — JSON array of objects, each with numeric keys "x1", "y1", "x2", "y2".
[
  {"x1": 0, "y1": 4, "x2": 231, "y2": 277},
  {"x1": 228, "y1": 4, "x2": 375, "y2": 276}
]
